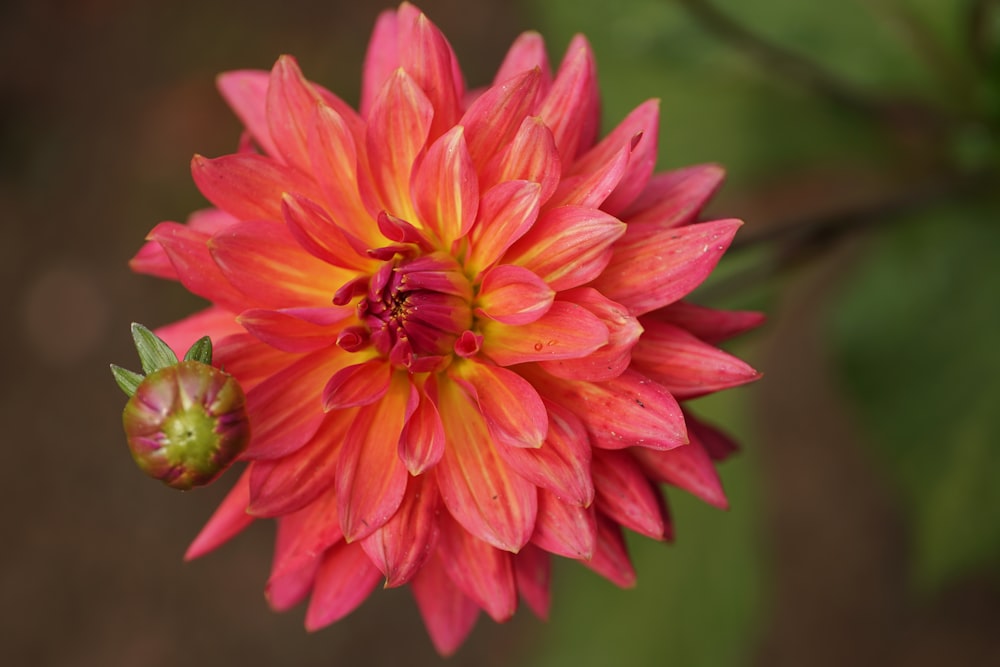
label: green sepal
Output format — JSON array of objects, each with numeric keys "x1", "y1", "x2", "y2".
[
  {"x1": 110, "y1": 364, "x2": 145, "y2": 397},
  {"x1": 131, "y1": 322, "x2": 178, "y2": 374},
  {"x1": 183, "y1": 336, "x2": 213, "y2": 364}
]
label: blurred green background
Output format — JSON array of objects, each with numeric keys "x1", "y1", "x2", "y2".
[{"x1": 3, "y1": 0, "x2": 998, "y2": 665}]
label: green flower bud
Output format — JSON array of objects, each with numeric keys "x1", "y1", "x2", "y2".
[{"x1": 113, "y1": 324, "x2": 249, "y2": 490}]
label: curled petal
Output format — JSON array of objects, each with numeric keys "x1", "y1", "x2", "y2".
[
  {"x1": 281, "y1": 193, "x2": 372, "y2": 271},
  {"x1": 435, "y1": 376, "x2": 537, "y2": 552},
  {"x1": 466, "y1": 180, "x2": 542, "y2": 276},
  {"x1": 336, "y1": 374, "x2": 410, "y2": 542},
  {"x1": 480, "y1": 301, "x2": 609, "y2": 366},
  {"x1": 527, "y1": 368, "x2": 687, "y2": 451},
  {"x1": 411, "y1": 552, "x2": 480, "y2": 656},
  {"x1": 532, "y1": 489, "x2": 597, "y2": 558},
  {"x1": 631, "y1": 320, "x2": 760, "y2": 399},
  {"x1": 494, "y1": 398, "x2": 594, "y2": 507},
  {"x1": 438, "y1": 516, "x2": 517, "y2": 622},
  {"x1": 304, "y1": 542, "x2": 382, "y2": 630},
  {"x1": 185, "y1": 468, "x2": 253, "y2": 560},
  {"x1": 504, "y1": 205, "x2": 625, "y2": 291},
  {"x1": 360, "y1": 474, "x2": 440, "y2": 588},
  {"x1": 593, "y1": 218, "x2": 743, "y2": 316},
  {"x1": 452, "y1": 360, "x2": 548, "y2": 449},
  {"x1": 398, "y1": 376, "x2": 446, "y2": 475},
  {"x1": 322, "y1": 358, "x2": 392, "y2": 410},
  {"x1": 475, "y1": 264, "x2": 554, "y2": 326},
  {"x1": 412, "y1": 125, "x2": 478, "y2": 248},
  {"x1": 592, "y1": 449, "x2": 667, "y2": 539}
]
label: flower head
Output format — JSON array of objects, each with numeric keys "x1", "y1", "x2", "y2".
[{"x1": 130, "y1": 2, "x2": 760, "y2": 654}]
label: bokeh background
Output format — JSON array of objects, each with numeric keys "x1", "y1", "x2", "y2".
[{"x1": 4, "y1": 0, "x2": 999, "y2": 665}]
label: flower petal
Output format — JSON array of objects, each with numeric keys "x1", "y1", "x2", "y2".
[
  {"x1": 652, "y1": 301, "x2": 765, "y2": 344},
  {"x1": 504, "y1": 205, "x2": 625, "y2": 291},
  {"x1": 359, "y1": 474, "x2": 440, "y2": 588},
  {"x1": 494, "y1": 398, "x2": 594, "y2": 506},
  {"x1": 268, "y1": 489, "x2": 343, "y2": 583},
  {"x1": 480, "y1": 300, "x2": 609, "y2": 366},
  {"x1": 547, "y1": 141, "x2": 629, "y2": 210},
  {"x1": 631, "y1": 320, "x2": 760, "y2": 399},
  {"x1": 281, "y1": 193, "x2": 373, "y2": 271},
  {"x1": 435, "y1": 376, "x2": 537, "y2": 552},
  {"x1": 336, "y1": 374, "x2": 409, "y2": 542},
  {"x1": 592, "y1": 448, "x2": 667, "y2": 539},
  {"x1": 304, "y1": 541, "x2": 382, "y2": 630},
  {"x1": 438, "y1": 515, "x2": 517, "y2": 622},
  {"x1": 246, "y1": 409, "x2": 352, "y2": 517},
  {"x1": 687, "y1": 411, "x2": 740, "y2": 461},
  {"x1": 538, "y1": 35, "x2": 599, "y2": 164},
  {"x1": 622, "y1": 163, "x2": 726, "y2": 225},
  {"x1": 527, "y1": 367, "x2": 687, "y2": 451},
  {"x1": 513, "y1": 544, "x2": 551, "y2": 620},
  {"x1": 238, "y1": 306, "x2": 351, "y2": 353},
  {"x1": 475, "y1": 264, "x2": 554, "y2": 326},
  {"x1": 360, "y1": 8, "x2": 400, "y2": 116},
  {"x1": 465, "y1": 180, "x2": 542, "y2": 276},
  {"x1": 191, "y1": 152, "x2": 322, "y2": 222},
  {"x1": 213, "y1": 332, "x2": 300, "y2": 392},
  {"x1": 593, "y1": 218, "x2": 742, "y2": 316},
  {"x1": 398, "y1": 376, "x2": 446, "y2": 475},
  {"x1": 153, "y1": 306, "x2": 242, "y2": 359},
  {"x1": 633, "y1": 430, "x2": 728, "y2": 509},
  {"x1": 461, "y1": 67, "x2": 542, "y2": 171},
  {"x1": 452, "y1": 359, "x2": 548, "y2": 449},
  {"x1": 532, "y1": 489, "x2": 597, "y2": 558},
  {"x1": 411, "y1": 125, "x2": 478, "y2": 249},
  {"x1": 216, "y1": 69, "x2": 280, "y2": 158},
  {"x1": 267, "y1": 55, "x2": 323, "y2": 172},
  {"x1": 539, "y1": 287, "x2": 642, "y2": 382},
  {"x1": 322, "y1": 358, "x2": 392, "y2": 410},
  {"x1": 210, "y1": 220, "x2": 352, "y2": 309},
  {"x1": 397, "y1": 5, "x2": 464, "y2": 140},
  {"x1": 411, "y1": 551, "x2": 480, "y2": 656},
  {"x1": 480, "y1": 116, "x2": 561, "y2": 205},
  {"x1": 493, "y1": 31, "x2": 551, "y2": 89},
  {"x1": 581, "y1": 512, "x2": 636, "y2": 588},
  {"x1": 184, "y1": 467, "x2": 253, "y2": 560}
]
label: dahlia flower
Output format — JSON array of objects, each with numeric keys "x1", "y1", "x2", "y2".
[{"x1": 130, "y1": 2, "x2": 761, "y2": 654}]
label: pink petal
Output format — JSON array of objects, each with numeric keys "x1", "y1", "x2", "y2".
[
  {"x1": 359, "y1": 474, "x2": 440, "y2": 587},
  {"x1": 143, "y1": 221, "x2": 247, "y2": 312},
  {"x1": 398, "y1": 376, "x2": 446, "y2": 475},
  {"x1": 539, "y1": 287, "x2": 641, "y2": 382},
  {"x1": 633, "y1": 430, "x2": 728, "y2": 509},
  {"x1": 451, "y1": 359, "x2": 548, "y2": 449},
  {"x1": 184, "y1": 467, "x2": 253, "y2": 560},
  {"x1": 537, "y1": 35, "x2": 599, "y2": 164},
  {"x1": 243, "y1": 344, "x2": 349, "y2": 459},
  {"x1": 578, "y1": 99, "x2": 660, "y2": 216},
  {"x1": 266, "y1": 55, "x2": 323, "y2": 172},
  {"x1": 527, "y1": 367, "x2": 687, "y2": 451},
  {"x1": 397, "y1": 5, "x2": 464, "y2": 141},
  {"x1": 213, "y1": 332, "x2": 301, "y2": 392},
  {"x1": 153, "y1": 306, "x2": 242, "y2": 359},
  {"x1": 475, "y1": 264, "x2": 554, "y2": 326},
  {"x1": 435, "y1": 376, "x2": 537, "y2": 552},
  {"x1": 581, "y1": 512, "x2": 637, "y2": 588},
  {"x1": 513, "y1": 544, "x2": 551, "y2": 620},
  {"x1": 360, "y1": 9, "x2": 400, "y2": 117},
  {"x1": 593, "y1": 218, "x2": 743, "y2": 316},
  {"x1": 531, "y1": 488, "x2": 597, "y2": 558},
  {"x1": 653, "y1": 301, "x2": 765, "y2": 344},
  {"x1": 411, "y1": 551, "x2": 480, "y2": 656},
  {"x1": 480, "y1": 116, "x2": 561, "y2": 206},
  {"x1": 592, "y1": 449, "x2": 667, "y2": 539},
  {"x1": 238, "y1": 306, "x2": 351, "y2": 353},
  {"x1": 336, "y1": 375, "x2": 409, "y2": 542},
  {"x1": 622, "y1": 163, "x2": 726, "y2": 225},
  {"x1": 504, "y1": 205, "x2": 625, "y2": 291},
  {"x1": 411, "y1": 125, "x2": 478, "y2": 249},
  {"x1": 216, "y1": 69, "x2": 280, "y2": 159},
  {"x1": 246, "y1": 409, "x2": 352, "y2": 517},
  {"x1": 494, "y1": 398, "x2": 594, "y2": 506},
  {"x1": 493, "y1": 31, "x2": 552, "y2": 89},
  {"x1": 365, "y1": 68, "x2": 433, "y2": 220},
  {"x1": 547, "y1": 141, "x2": 629, "y2": 210},
  {"x1": 209, "y1": 220, "x2": 352, "y2": 309},
  {"x1": 631, "y1": 320, "x2": 760, "y2": 399},
  {"x1": 281, "y1": 192, "x2": 373, "y2": 271},
  {"x1": 322, "y1": 358, "x2": 392, "y2": 410},
  {"x1": 268, "y1": 489, "x2": 343, "y2": 583},
  {"x1": 465, "y1": 180, "x2": 542, "y2": 276},
  {"x1": 265, "y1": 545, "x2": 319, "y2": 612},
  {"x1": 304, "y1": 541, "x2": 382, "y2": 630},
  {"x1": 191, "y1": 153, "x2": 322, "y2": 223},
  {"x1": 480, "y1": 300, "x2": 609, "y2": 366},
  {"x1": 130, "y1": 238, "x2": 178, "y2": 280},
  {"x1": 687, "y1": 411, "x2": 740, "y2": 461},
  {"x1": 461, "y1": 68, "x2": 542, "y2": 171},
  {"x1": 437, "y1": 515, "x2": 517, "y2": 622}
]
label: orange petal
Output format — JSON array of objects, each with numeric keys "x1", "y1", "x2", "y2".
[
  {"x1": 452, "y1": 359, "x2": 548, "y2": 449},
  {"x1": 238, "y1": 306, "x2": 351, "y2": 353},
  {"x1": 397, "y1": 5, "x2": 464, "y2": 140},
  {"x1": 322, "y1": 358, "x2": 392, "y2": 410},
  {"x1": 266, "y1": 55, "x2": 321, "y2": 172},
  {"x1": 465, "y1": 180, "x2": 541, "y2": 276},
  {"x1": 532, "y1": 489, "x2": 597, "y2": 558},
  {"x1": 398, "y1": 376, "x2": 446, "y2": 475},
  {"x1": 411, "y1": 125, "x2": 478, "y2": 249},
  {"x1": 359, "y1": 474, "x2": 440, "y2": 587},
  {"x1": 480, "y1": 116, "x2": 561, "y2": 205},
  {"x1": 480, "y1": 300, "x2": 608, "y2": 366},
  {"x1": 461, "y1": 67, "x2": 542, "y2": 170},
  {"x1": 475, "y1": 264, "x2": 554, "y2": 326}
]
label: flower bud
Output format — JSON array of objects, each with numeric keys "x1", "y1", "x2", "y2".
[{"x1": 112, "y1": 323, "x2": 250, "y2": 490}]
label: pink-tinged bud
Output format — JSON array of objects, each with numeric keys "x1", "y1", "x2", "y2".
[{"x1": 122, "y1": 360, "x2": 250, "y2": 490}]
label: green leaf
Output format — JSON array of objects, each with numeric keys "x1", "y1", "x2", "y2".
[
  {"x1": 183, "y1": 336, "x2": 213, "y2": 364},
  {"x1": 831, "y1": 203, "x2": 1000, "y2": 588},
  {"x1": 130, "y1": 322, "x2": 178, "y2": 374},
  {"x1": 110, "y1": 364, "x2": 144, "y2": 397}
]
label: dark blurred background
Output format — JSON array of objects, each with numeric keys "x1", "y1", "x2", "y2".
[{"x1": 3, "y1": 0, "x2": 999, "y2": 665}]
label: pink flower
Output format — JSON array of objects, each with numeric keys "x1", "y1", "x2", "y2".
[{"x1": 131, "y1": 2, "x2": 761, "y2": 654}]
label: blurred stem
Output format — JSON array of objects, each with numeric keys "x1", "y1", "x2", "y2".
[{"x1": 676, "y1": 0, "x2": 882, "y2": 116}]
